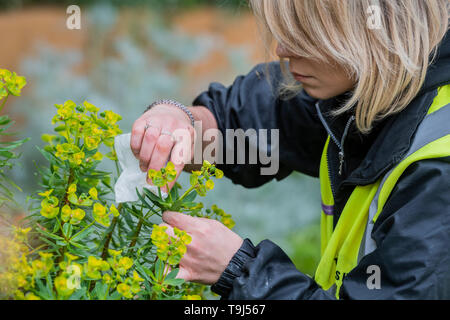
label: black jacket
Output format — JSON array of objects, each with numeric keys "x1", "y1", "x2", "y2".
[{"x1": 191, "y1": 32, "x2": 450, "y2": 300}]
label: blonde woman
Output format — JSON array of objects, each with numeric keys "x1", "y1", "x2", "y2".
[{"x1": 131, "y1": 1, "x2": 450, "y2": 299}]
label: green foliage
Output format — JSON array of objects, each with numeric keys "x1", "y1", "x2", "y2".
[
  {"x1": 288, "y1": 222, "x2": 321, "y2": 277},
  {"x1": 1, "y1": 88, "x2": 233, "y2": 300},
  {"x1": 0, "y1": 69, "x2": 29, "y2": 208}
]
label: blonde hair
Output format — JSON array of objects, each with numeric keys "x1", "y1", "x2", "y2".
[{"x1": 250, "y1": 0, "x2": 450, "y2": 133}]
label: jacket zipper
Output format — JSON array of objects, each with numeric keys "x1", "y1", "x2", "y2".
[{"x1": 315, "y1": 102, "x2": 355, "y2": 183}]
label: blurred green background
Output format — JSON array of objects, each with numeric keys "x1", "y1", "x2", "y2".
[{"x1": 0, "y1": 0, "x2": 321, "y2": 277}]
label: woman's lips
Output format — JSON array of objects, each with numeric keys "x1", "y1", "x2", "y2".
[{"x1": 291, "y1": 72, "x2": 313, "y2": 82}]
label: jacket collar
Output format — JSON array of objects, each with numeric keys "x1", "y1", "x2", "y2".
[{"x1": 320, "y1": 30, "x2": 450, "y2": 186}]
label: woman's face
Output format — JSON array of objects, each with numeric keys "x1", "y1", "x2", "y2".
[{"x1": 276, "y1": 43, "x2": 356, "y2": 99}]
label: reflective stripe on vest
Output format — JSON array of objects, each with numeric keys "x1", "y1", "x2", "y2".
[{"x1": 315, "y1": 85, "x2": 450, "y2": 299}]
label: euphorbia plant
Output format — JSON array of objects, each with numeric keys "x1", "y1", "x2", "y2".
[
  {"x1": 0, "y1": 69, "x2": 28, "y2": 208},
  {"x1": 1, "y1": 93, "x2": 234, "y2": 300}
]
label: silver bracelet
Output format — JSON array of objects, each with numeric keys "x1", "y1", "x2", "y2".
[{"x1": 145, "y1": 99, "x2": 195, "y2": 128}]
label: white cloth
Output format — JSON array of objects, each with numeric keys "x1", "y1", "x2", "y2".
[{"x1": 114, "y1": 133, "x2": 168, "y2": 203}]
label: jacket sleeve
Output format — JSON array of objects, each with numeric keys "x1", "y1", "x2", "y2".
[
  {"x1": 192, "y1": 62, "x2": 327, "y2": 188},
  {"x1": 211, "y1": 157, "x2": 450, "y2": 300}
]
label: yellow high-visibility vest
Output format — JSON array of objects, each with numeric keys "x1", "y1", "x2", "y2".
[{"x1": 315, "y1": 85, "x2": 450, "y2": 298}]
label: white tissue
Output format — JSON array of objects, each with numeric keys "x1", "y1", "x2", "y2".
[{"x1": 114, "y1": 133, "x2": 168, "y2": 203}]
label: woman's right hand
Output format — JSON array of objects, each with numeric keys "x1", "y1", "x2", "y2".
[{"x1": 130, "y1": 103, "x2": 195, "y2": 191}]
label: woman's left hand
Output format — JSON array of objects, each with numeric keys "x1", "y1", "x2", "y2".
[{"x1": 161, "y1": 211, "x2": 243, "y2": 285}]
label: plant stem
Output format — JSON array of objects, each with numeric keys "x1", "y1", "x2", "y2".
[
  {"x1": 178, "y1": 186, "x2": 195, "y2": 202},
  {"x1": 166, "y1": 183, "x2": 172, "y2": 202},
  {"x1": 114, "y1": 158, "x2": 120, "y2": 177},
  {"x1": 129, "y1": 206, "x2": 145, "y2": 252},
  {"x1": 101, "y1": 205, "x2": 120, "y2": 260},
  {"x1": 129, "y1": 218, "x2": 143, "y2": 251},
  {"x1": 0, "y1": 94, "x2": 9, "y2": 114}
]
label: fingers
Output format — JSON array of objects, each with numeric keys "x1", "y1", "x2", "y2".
[
  {"x1": 162, "y1": 211, "x2": 200, "y2": 233},
  {"x1": 131, "y1": 111, "x2": 194, "y2": 188},
  {"x1": 166, "y1": 126, "x2": 195, "y2": 190},
  {"x1": 175, "y1": 267, "x2": 192, "y2": 281},
  {"x1": 130, "y1": 119, "x2": 146, "y2": 158},
  {"x1": 139, "y1": 126, "x2": 161, "y2": 172}
]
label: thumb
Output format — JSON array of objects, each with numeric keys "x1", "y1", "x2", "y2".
[
  {"x1": 162, "y1": 211, "x2": 200, "y2": 232},
  {"x1": 176, "y1": 266, "x2": 192, "y2": 282}
]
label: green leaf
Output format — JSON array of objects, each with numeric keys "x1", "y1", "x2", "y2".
[
  {"x1": 93, "y1": 282, "x2": 108, "y2": 300},
  {"x1": 165, "y1": 268, "x2": 179, "y2": 280},
  {"x1": 0, "y1": 150, "x2": 14, "y2": 159},
  {"x1": 107, "y1": 291, "x2": 122, "y2": 300},
  {"x1": 34, "y1": 278, "x2": 54, "y2": 300},
  {"x1": 38, "y1": 236, "x2": 58, "y2": 250},
  {"x1": 70, "y1": 227, "x2": 94, "y2": 242},
  {"x1": 68, "y1": 287, "x2": 87, "y2": 300},
  {"x1": 155, "y1": 259, "x2": 164, "y2": 281},
  {"x1": 0, "y1": 116, "x2": 11, "y2": 125},
  {"x1": 62, "y1": 223, "x2": 73, "y2": 238},
  {"x1": 164, "y1": 278, "x2": 184, "y2": 287},
  {"x1": 69, "y1": 241, "x2": 90, "y2": 250},
  {"x1": 183, "y1": 191, "x2": 197, "y2": 203},
  {"x1": 36, "y1": 227, "x2": 65, "y2": 241},
  {"x1": 56, "y1": 240, "x2": 68, "y2": 247},
  {"x1": 134, "y1": 261, "x2": 153, "y2": 282},
  {"x1": 136, "y1": 188, "x2": 152, "y2": 209}
]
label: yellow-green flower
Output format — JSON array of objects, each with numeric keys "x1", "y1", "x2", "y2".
[
  {"x1": 85, "y1": 256, "x2": 109, "y2": 279},
  {"x1": 24, "y1": 292, "x2": 41, "y2": 300},
  {"x1": 2, "y1": 70, "x2": 26, "y2": 96},
  {"x1": 85, "y1": 136, "x2": 101, "y2": 151},
  {"x1": 70, "y1": 208, "x2": 86, "y2": 225},
  {"x1": 40, "y1": 202, "x2": 59, "y2": 219},
  {"x1": 104, "y1": 110, "x2": 122, "y2": 125},
  {"x1": 108, "y1": 249, "x2": 122, "y2": 257},
  {"x1": 38, "y1": 189, "x2": 53, "y2": 198},
  {"x1": 116, "y1": 257, "x2": 133, "y2": 275},
  {"x1": 92, "y1": 152, "x2": 103, "y2": 161},
  {"x1": 72, "y1": 151, "x2": 85, "y2": 165},
  {"x1": 57, "y1": 106, "x2": 73, "y2": 120},
  {"x1": 221, "y1": 214, "x2": 236, "y2": 229},
  {"x1": 110, "y1": 204, "x2": 120, "y2": 217},
  {"x1": 215, "y1": 168, "x2": 224, "y2": 179},
  {"x1": 183, "y1": 295, "x2": 202, "y2": 300},
  {"x1": 61, "y1": 205, "x2": 72, "y2": 222},
  {"x1": 205, "y1": 179, "x2": 215, "y2": 190},
  {"x1": 102, "y1": 273, "x2": 113, "y2": 285},
  {"x1": 32, "y1": 256, "x2": 53, "y2": 278},
  {"x1": 55, "y1": 275, "x2": 75, "y2": 297},
  {"x1": 83, "y1": 101, "x2": 100, "y2": 114},
  {"x1": 41, "y1": 134, "x2": 57, "y2": 144},
  {"x1": 12, "y1": 226, "x2": 31, "y2": 243},
  {"x1": 65, "y1": 253, "x2": 80, "y2": 262},
  {"x1": 117, "y1": 283, "x2": 133, "y2": 299},
  {"x1": 68, "y1": 184, "x2": 77, "y2": 194},
  {"x1": 89, "y1": 187, "x2": 98, "y2": 200},
  {"x1": 203, "y1": 160, "x2": 212, "y2": 168},
  {"x1": 93, "y1": 203, "x2": 110, "y2": 227}
]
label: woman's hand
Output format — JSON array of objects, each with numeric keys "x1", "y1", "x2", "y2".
[
  {"x1": 161, "y1": 211, "x2": 244, "y2": 285},
  {"x1": 130, "y1": 104, "x2": 220, "y2": 191},
  {"x1": 130, "y1": 104, "x2": 195, "y2": 191}
]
